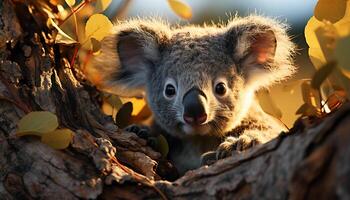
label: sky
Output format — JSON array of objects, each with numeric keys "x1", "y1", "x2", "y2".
[{"x1": 116, "y1": 0, "x2": 318, "y2": 27}]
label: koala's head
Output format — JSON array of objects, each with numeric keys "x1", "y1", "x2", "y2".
[{"x1": 93, "y1": 16, "x2": 295, "y2": 138}]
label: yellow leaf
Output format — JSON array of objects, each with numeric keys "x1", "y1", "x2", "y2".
[
  {"x1": 65, "y1": 0, "x2": 75, "y2": 7},
  {"x1": 314, "y1": 0, "x2": 347, "y2": 23},
  {"x1": 257, "y1": 89, "x2": 282, "y2": 119},
  {"x1": 311, "y1": 61, "x2": 336, "y2": 89},
  {"x1": 17, "y1": 111, "x2": 58, "y2": 136},
  {"x1": 47, "y1": 18, "x2": 77, "y2": 44},
  {"x1": 95, "y1": 0, "x2": 112, "y2": 13},
  {"x1": 305, "y1": 17, "x2": 324, "y2": 49},
  {"x1": 335, "y1": 36, "x2": 350, "y2": 78},
  {"x1": 168, "y1": 0, "x2": 192, "y2": 20},
  {"x1": 41, "y1": 129, "x2": 74, "y2": 150},
  {"x1": 334, "y1": 18, "x2": 350, "y2": 37},
  {"x1": 83, "y1": 14, "x2": 113, "y2": 50},
  {"x1": 308, "y1": 48, "x2": 327, "y2": 69}
]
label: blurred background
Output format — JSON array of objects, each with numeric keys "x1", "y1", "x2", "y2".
[{"x1": 103, "y1": 0, "x2": 319, "y2": 127}]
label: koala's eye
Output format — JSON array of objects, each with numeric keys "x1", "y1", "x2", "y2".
[
  {"x1": 165, "y1": 84, "x2": 176, "y2": 98},
  {"x1": 215, "y1": 82, "x2": 227, "y2": 96}
]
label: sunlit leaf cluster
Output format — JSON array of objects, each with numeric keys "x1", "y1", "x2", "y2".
[
  {"x1": 16, "y1": 112, "x2": 73, "y2": 150},
  {"x1": 301, "y1": 0, "x2": 350, "y2": 117}
]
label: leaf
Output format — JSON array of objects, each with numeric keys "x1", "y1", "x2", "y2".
[
  {"x1": 17, "y1": 111, "x2": 58, "y2": 136},
  {"x1": 311, "y1": 61, "x2": 336, "y2": 89},
  {"x1": 168, "y1": 0, "x2": 192, "y2": 20},
  {"x1": 47, "y1": 18, "x2": 77, "y2": 44},
  {"x1": 131, "y1": 105, "x2": 152, "y2": 123},
  {"x1": 301, "y1": 81, "x2": 321, "y2": 108},
  {"x1": 326, "y1": 89, "x2": 347, "y2": 111},
  {"x1": 91, "y1": 38, "x2": 102, "y2": 55},
  {"x1": 305, "y1": 17, "x2": 324, "y2": 49},
  {"x1": 105, "y1": 94, "x2": 123, "y2": 110},
  {"x1": 41, "y1": 129, "x2": 74, "y2": 150},
  {"x1": 115, "y1": 102, "x2": 133, "y2": 129},
  {"x1": 314, "y1": 0, "x2": 347, "y2": 23},
  {"x1": 335, "y1": 36, "x2": 350, "y2": 78},
  {"x1": 95, "y1": 0, "x2": 112, "y2": 13},
  {"x1": 83, "y1": 14, "x2": 113, "y2": 49},
  {"x1": 295, "y1": 103, "x2": 320, "y2": 117},
  {"x1": 257, "y1": 89, "x2": 282, "y2": 119},
  {"x1": 308, "y1": 48, "x2": 327, "y2": 69},
  {"x1": 120, "y1": 97, "x2": 146, "y2": 116},
  {"x1": 155, "y1": 134, "x2": 169, "y2": 158},
  {"x1": 65, "y1": 0, "x2": 76, "y2": 7}
]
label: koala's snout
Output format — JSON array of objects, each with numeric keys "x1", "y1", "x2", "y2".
[{"x1": 182, "y1": 88, "x2": 208, "y2": 125}]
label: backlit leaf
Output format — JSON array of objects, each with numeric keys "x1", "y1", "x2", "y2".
[
  {"x1": 83, "y1": 14, "x2": 113, "y2": 49},
  {"x1": 335, "y1": 36, "x2": 350, "y2": 78},
  {"x1": 65, "y1": 0, "x2": 76, "y2": 7},
  {"x1": 314, "y1": 0, "x2": 346, "y2": 23},
  {"x1": 305, "y1": 17, "x2": 324, "y2": 49},
  {"x1": 17, "y1": 111, "x2": 58, "y2": 136},
  {"x1": 47, "y1": 18, "x2": 77, "y2": 44},
  {"x1": 301, "y1": 81, "x2": 321, "y2": 108},
  {"x1": 168, "y1": 0, "x2": 192, "y2": 20},
  {"x1": 309, "y1": 48, "x2": 327, "y2": 69},
  {"x1": 311, "y1": 61, "x2": 336, "y2": 89},
  {"x1": 95, "y1": 0, "x2": 112, "y2": 13},
  {"x1": 41, "y1": 129, "x2": 74, "y2": 150},
  {"x1": 257, "y1": 89, "x2": 282, "y2": 119}
]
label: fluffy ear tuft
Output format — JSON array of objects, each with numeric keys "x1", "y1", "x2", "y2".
[
  {"x1": 226, "y1": 15, "x2": 296, "y2": 88},
  {"x1": 92, "y1": 19, "x2": 170, "y2": 97}
]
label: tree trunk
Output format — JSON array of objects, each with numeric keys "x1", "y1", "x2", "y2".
[{"x1": 1, "y1": 1, "x2": 350, "y2": 199}]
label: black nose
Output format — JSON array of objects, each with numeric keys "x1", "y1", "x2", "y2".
[{"x1": 183, "y1": 88, "x2": 207, "y2": 125}]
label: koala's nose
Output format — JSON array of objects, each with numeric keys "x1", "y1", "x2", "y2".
[{"x1": 183, "y1": 88, "x2": 207, "y2": 125}]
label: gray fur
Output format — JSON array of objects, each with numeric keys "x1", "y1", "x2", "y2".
[{"x1": 92, "y1": 15, "x2": 296, "y2": 174}]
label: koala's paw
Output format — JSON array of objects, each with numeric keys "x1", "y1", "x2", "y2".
[
  {"x1": 124, "y1": 124, "x2": 157, "y2": 148},
  {"x1": 216, "y1": 135, "x2": 260, "y2": 160}
]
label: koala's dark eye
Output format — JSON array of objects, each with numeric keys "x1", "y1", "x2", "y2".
[
  {"x1": 215, "y1": 82, "x2": 227, "y2": 96},
  {"x1": 165, "y1": 84, "x2": 176, "y2": 98}
]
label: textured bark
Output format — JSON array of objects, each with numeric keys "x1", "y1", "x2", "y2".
[{"x1": 1, "y1": 1, "x2": 350, "y2": 200}]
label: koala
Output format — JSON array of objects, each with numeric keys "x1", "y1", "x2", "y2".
[{"x1": 92, "y1": 15, "x2": 296, "y2": 175}]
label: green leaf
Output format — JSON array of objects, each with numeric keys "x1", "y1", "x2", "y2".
[
  {"x1": 17, "y1": 111, "x2": 59, "y2": 136},
  {"x1": 41, "y1": 129, "x2": 74, "y2": 150},
  {"x1": 155, "y1": 134, "x2": 169, "y2": 158},
  {"x1": 257, "y1": 89, "x2": 282, "y2": 119},
  {"x1": 95, "y1": 0, "x2": 112, "y2": 13},
  {"x1": 65, "y1": 0, "x2": 76, "y2": 7},
  {"x1": 335, "y1": 35, "x2": 350, "y2": 79},
  {"x1": 168, "y1": 0, "x2": 192, "y2": 20},
  {"x1": 311, "y1": 61, "x2": 336, "y2": 89}
]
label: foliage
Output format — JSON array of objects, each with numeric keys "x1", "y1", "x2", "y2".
[
  {"x1": 16, "y1": 112, "x2": 73, "y2": 150},
  {"x1": 300, "y1": 0, "x2": 350, "y2": 118}
]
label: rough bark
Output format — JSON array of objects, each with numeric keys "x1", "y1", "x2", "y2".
[{"x1": 1, "y1": 0, "x2": 350, "y2": 199}]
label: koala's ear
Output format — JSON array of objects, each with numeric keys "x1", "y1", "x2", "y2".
[
  {"x1": 225, "y1": 16, "x2": 295, "y2": 88},
  {"x1": 92, "y1": 20, "x2": 169, "y2": 97}
]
